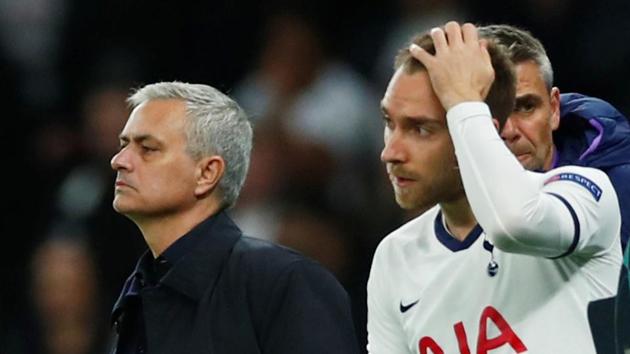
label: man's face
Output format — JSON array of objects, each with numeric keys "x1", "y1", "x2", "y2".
[
  {"x1": 501, "y1": 60, "x2": 560, "y2": 171},
  {"x1": 381, "y1": 69, "x2": 463, "y2": 210},
  {"x1": 111, "y1": 99, "x2": 199, "y2": 220}
]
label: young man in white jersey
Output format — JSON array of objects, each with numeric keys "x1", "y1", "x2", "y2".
[{"x1": 367, "y1": 22, "x2": 622, "y2": 354}]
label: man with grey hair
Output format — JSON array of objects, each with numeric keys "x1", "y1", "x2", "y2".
[
  {"x1": 108, "y1": 81, "x2": 358, "y2": 354},
  {"x1": 478, "y1": 24, "x2": 630, "y2": 250},
  {"x1": 479, "y1": 24, "x2": 630, "y2": 354}
]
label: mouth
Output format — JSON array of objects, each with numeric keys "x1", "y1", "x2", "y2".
[
  {"x1": 115, "y1": 180, "x2": 131, "y2": 189},
  {"x1": 391, "y1": 175, "x2": 416, "y2": 188}
]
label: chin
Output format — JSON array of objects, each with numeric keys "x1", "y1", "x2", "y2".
[
  {"x1": 112, "y1": 199, "x2": 135, "y2": 215},
  {"x1": 112, "y1": 204, "x2": 128, "y2": 215},
  {"x1": 395, "y1": 194, "x2": 422, "y2": 210},
  {"x1": 396, "y1": 200, "x2": 414, "y2": 210},
  {"x1": 397, "y1": 190, "x2": 441, "y2": 214},
  {"x1": 523, "y1": 160, "x2": 543, "y2": 171}
]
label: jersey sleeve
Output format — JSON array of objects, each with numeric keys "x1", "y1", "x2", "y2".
[
  {"x1": 367, "y1": 241, "x2": 410, "y2": 354},
  {"x1": 446, "y1": 102, "x2": 621, "y2": 258}
]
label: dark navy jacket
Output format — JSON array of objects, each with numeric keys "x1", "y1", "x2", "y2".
[
  {"x1": 558, "y1": 94, "x2": 630, "y2": 353},
  {"x1": 108, "y1": 211, "x2": 359, "y2": 354},
  {"x1": 556, "y1": 93, "x2": 630, "y2": 249}
]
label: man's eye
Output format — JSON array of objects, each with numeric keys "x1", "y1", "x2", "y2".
[
  {"x1": 383, "y1": 117, "x2": 394, "y2": 129},
  {"x1": 142, "y1": 146, "x2": 157, "y2": 152},
  {"x1": 415, "y1": 125, "x2": 430, "y2": 136},
  {"x1": 514, "y1": 103, "x2": 535, "y2": 113}
]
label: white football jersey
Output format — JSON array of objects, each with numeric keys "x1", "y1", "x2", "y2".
[{"x1": 368, "y1": 103, "x2": 622, "y2": 354}]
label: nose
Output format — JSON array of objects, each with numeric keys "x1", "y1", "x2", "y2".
[
  {"x1": 381, "y1": 131, "x2": 405, "y2": 164},
  {"x1": 500, "y1": 117, "x2": 520, "y2": 143},
  {"x1": 111, "y1": 148, "x2": 132, "y2": 172}
]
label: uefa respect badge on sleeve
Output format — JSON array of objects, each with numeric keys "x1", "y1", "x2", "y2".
[{"x1": 544, "y1": 173, "x2": 602, "y2": 201}]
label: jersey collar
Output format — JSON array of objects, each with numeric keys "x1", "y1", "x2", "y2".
[{"x1": 434, "y1": 210, "x2": 483, "y2": 252}]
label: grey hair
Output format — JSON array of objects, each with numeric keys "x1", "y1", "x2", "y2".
[
  {"x1": 478, "y1": 24, "x2": 554, "y2": 91},
  {"x1": 127, "y1": 81, "x2": 253, "y2": 209}
]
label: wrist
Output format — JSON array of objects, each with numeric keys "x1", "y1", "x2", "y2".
[
  {"x1": 442, "y1": 93, "x2": 484, "y2": 111},
  {"x1": 446, "y1": 101, "x2": 492, "y2": 124}
]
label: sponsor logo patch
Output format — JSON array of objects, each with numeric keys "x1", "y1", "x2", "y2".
[{"x1": 544, "y1": 173, "x2": 602, "y2": 201}]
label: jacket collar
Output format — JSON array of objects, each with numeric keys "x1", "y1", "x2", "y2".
[
  {"x1": 159, "y1": 210, "x2": 241, "y2": 300},
  {"x1": 111, "y1": 210, "x2": 242, "y2": 321},
  {"x1": 557, "y1": 93, "x2": 630, "y2": 169}
]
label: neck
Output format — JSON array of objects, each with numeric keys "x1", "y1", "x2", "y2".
[
  {"x1": 440, "y1": 196, "x2": 477, "y2": 241},
  {"x1": 132, "y1": 201, "x2": 222, "y2": 257},
  {"x1": 543, "y1": 144, "x2": 557, "y2": 171}
]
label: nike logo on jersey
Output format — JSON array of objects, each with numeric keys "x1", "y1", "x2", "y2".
[{"x1": 400, "y1": 299, "x2": 419, "y2": 313}]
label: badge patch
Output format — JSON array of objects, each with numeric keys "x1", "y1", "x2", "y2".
[{"x1": 544, "y1": 173, "x2": 602, "y2": 201}]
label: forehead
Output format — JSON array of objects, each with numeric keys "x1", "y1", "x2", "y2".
[
  {"x1": 121, "y1": 99, "x2": 187, "y2": 139},
  {"x1": 381, "y1": 69, "x2": 445, "y2": 121},
  {"x1": 515, "y1": 60, "x2": 548, "y2": 95}
]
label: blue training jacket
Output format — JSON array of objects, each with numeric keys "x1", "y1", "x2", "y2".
[{"x1": 555, "y1": 93, "x2": 630, "y2": 250}]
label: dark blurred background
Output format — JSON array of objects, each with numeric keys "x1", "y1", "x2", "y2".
[{"x1": 1, "y1": 0, "x2": 629, "y2": 353}]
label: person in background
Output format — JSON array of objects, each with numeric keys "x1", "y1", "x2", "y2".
[
  {"x1": 479, "y1": 25, "x2": 630, "y2": 351},
  {"x1": 478, "y1": 24, "x2": 630, "y2": 251},
  {"x1": 4, "y1": 234, "x2": 108, "y2": 354}
]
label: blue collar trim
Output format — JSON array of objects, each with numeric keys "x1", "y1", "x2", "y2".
[{"x1": 434, "y1": 210, "x2": 483, "y2": 252}]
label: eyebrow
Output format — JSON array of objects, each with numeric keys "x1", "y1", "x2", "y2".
[
  {"x1": 514, "y1": 93, "x2": 543, "y2": 105},
  {"x1": 119, "y1": 134, "x2": 162, "y2": 146},
  {"x1": 380, "y1": 104, "x2": 443, "y2": 125}
]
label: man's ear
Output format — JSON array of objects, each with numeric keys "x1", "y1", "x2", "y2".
[
  {"x1": 194, "y1": 156, "x2": 225, "y2": 197},
  {"x1": 550, "y1": 87, "x2": 561, "y2": 131}
]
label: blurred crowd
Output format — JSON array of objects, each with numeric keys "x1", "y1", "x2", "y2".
[{"x1": 1, "y1": 0, "x2": 629, "y2": 353}]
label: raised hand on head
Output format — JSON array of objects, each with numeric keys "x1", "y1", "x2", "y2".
[{"x1": 409, "y1": 21, "x2": 495, "y2": 111}]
